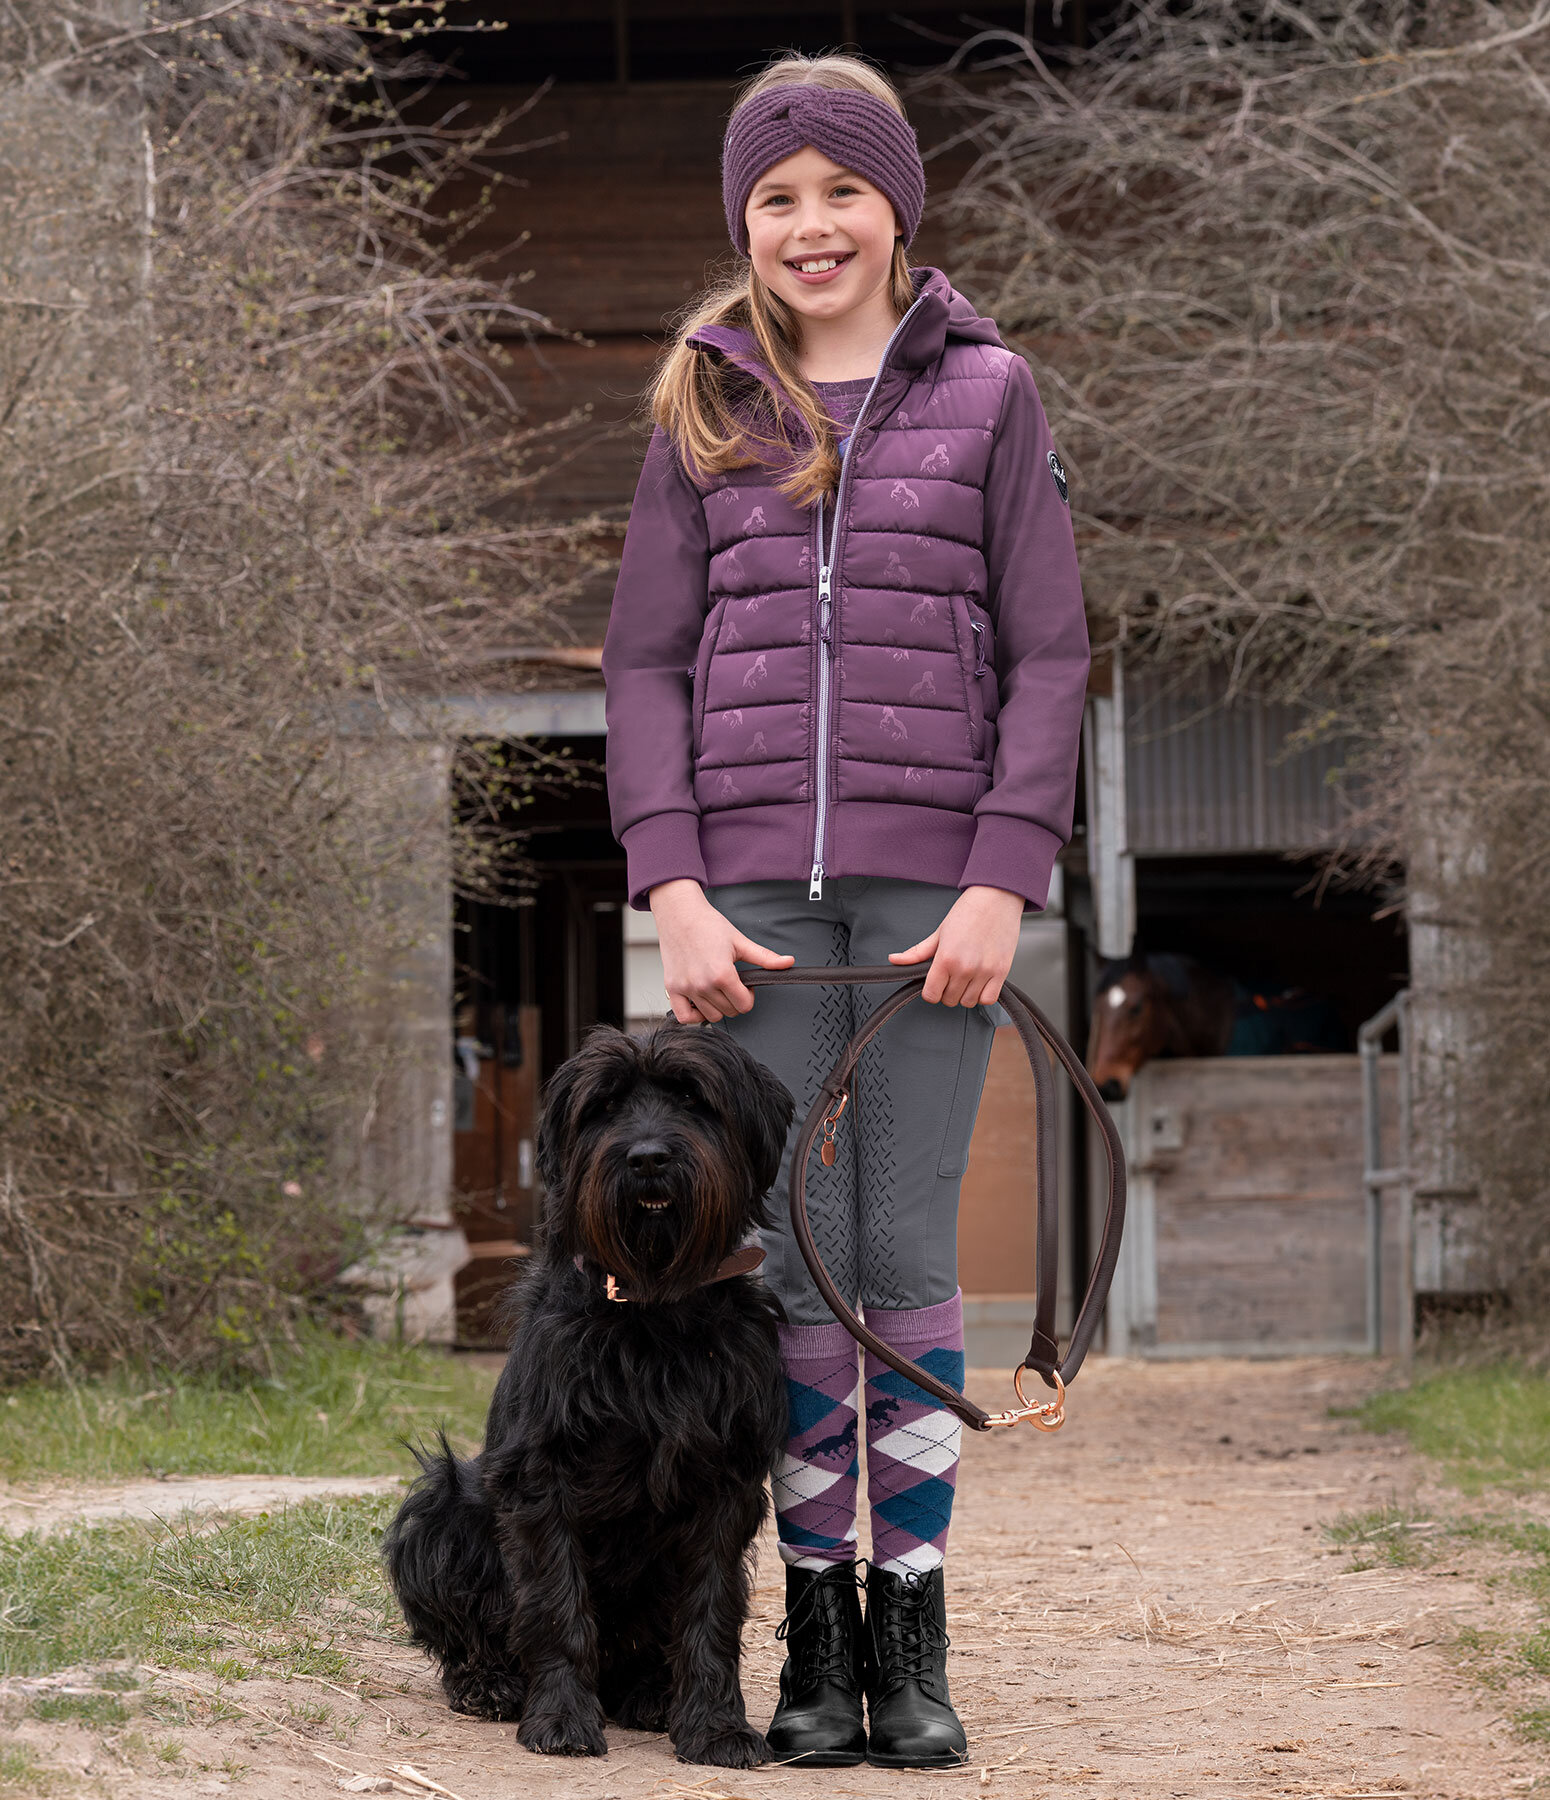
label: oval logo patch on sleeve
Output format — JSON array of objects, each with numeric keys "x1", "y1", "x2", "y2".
[{"x1": 1047, "y1": 449, "x2": 1070, "y2": 504}]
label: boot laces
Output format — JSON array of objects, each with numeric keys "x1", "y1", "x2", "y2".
[
  {"x1": 871, "y1": 1568, "x2": 950, "y2": 1692},
  {"x1": 776, "y1": 1565, "x2": 862, "y2": 1691}
]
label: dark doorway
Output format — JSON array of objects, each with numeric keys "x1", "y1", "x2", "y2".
[
  {"x1": 402, "y1": 3, "x2": 1094, "y2": 87},
  {"x1": 451, "y1": 733, "x2": 626, "y2": 1341}
]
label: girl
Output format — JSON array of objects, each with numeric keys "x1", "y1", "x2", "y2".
[{"x1": 600, "y1": 52, "x2": 1089, "y2": 1770}]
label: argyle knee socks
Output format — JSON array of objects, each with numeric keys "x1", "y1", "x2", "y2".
[
  {"x1": 861, "y1": 1290, "x2": 965, "y2": 1576},
  {"x1": 773, "y1": 1319, "x2": 862, "y2": 1569}
]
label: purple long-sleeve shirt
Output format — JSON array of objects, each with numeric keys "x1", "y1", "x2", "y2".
[{"x1": 602, "y1": 266, "x2": 1090, "y2": 912}]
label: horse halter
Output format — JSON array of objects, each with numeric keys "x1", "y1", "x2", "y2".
[{"x1": 742, "y1": 968, "x2": 1128, "y2": 1434}]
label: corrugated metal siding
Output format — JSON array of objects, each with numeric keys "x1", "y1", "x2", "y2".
[{"x1": 1124, "y1": 667, "x2": 1354, "y2": 854}]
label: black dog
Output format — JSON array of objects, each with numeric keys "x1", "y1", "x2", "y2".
[{"x1": 383, "y1": 1020, "x2": 793, "y2": 1767}]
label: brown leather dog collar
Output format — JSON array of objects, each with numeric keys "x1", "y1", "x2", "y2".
[{"x1": 572, "y1": 1243, "x2": 766, "y2": 1305}]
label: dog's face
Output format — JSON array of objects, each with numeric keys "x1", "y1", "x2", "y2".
[{"x1": 534, "y1": 1021, "x2": 794, "y2": 1303}]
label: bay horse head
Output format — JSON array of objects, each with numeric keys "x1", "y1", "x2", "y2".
[{"x1": 1086, "y1": 940, "x2": 1233, "y2": 1102}]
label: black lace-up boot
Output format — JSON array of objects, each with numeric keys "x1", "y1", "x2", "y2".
[
  {"x1": 765, "y1": 1561, "x2": 867, "y2": 1766},
  {"x1": 862, "y1": 1563, "x2": 968, "y2": 1767}
]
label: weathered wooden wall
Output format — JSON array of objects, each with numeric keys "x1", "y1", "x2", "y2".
[
  {"x1": 1108, "y1": 1055, "x2": 1404, "y2": 1356},
  {"x1": 410, "y1": 69, "x2": 1089, "y2": 1356},
  {"x1": 407, "y1": 80, "x2": 992, "y2": 643}
]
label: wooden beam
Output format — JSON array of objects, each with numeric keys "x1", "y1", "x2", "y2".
[{"x1": 613, "y1": 0, "x2": 629, "y2": 84}]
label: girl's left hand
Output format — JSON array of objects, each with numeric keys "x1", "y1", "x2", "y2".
[{"x1": 888, "y1": 885, "x2": 1026, "y2": 1006}]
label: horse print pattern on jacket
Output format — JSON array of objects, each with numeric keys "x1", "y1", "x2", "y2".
[
  {"x1": 601, "y1": 263, "x2": 1090, "y2": 913},
  {"x1": 688, "y1": 374, "x2": 1004, "y2": 823}
]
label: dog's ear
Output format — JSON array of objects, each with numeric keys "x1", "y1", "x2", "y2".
[
  {"x1": 533, "y1": 1054, "x2": 581, "y2": 1200},
  {"x1": 534, "y1": 1034, "x2": 606, "y2": 1197},
  {"x1": 535, "y1": 1027, "x2": 639, "y2": 1199},
  {"x1": 739, "y1": 1059, "x2": 796, "y2": 1203}
]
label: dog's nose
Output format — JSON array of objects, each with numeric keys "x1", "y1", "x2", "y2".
[{"x1": 626, "y1": 1139, "x2": 673, "y2": 1177}]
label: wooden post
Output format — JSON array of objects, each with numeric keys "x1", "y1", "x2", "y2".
[
  {"x1": 1406, "y1": 787, "x2": 1489, "y2": 1304},
  {"x1": 1084, "y1": 655, "x2": 1140, "y2": 1353},
  {"x1": 1084, "y1": 650, "x2": 1135, "y2": 961},
  {"x1": 336, "y1": 736, "x2": 466, "y2": 1343}
]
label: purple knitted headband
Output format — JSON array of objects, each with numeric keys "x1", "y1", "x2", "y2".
[{"x1": 721, "y1": 83, "x2": 925, "y2": 257}]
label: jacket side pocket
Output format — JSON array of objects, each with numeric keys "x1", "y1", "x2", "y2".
[
  {"x1": 948, "y1": 594, "x2": 987, "y2": 764},
  {"x1": 966, "y1": 596, "x2": 998, "y2": 758}
]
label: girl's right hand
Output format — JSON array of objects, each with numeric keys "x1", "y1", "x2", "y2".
[{"x1": 648, "y1": 879, "x2": 795, "y2": 1024}]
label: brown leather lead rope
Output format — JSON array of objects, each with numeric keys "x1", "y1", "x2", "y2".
[{"x1": 741, "y1": 967, "x2": 1127, "y2": 1434}]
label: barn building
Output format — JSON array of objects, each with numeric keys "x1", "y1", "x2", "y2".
[
  {"x1": 328, "y1": 6, "x2": 1483, "y2": 1359},
  {"x1": 394, "y1": 4, "x2": 1101, "y2": 1357}
]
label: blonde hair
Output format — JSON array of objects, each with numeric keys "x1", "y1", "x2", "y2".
[{"x1": 646, "y1": 51, "x2": 917, "y2": 511}]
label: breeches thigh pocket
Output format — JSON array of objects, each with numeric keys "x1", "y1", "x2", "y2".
[{"x1": 934, "y1": 1003, "x2": 997, "y2": 1178}]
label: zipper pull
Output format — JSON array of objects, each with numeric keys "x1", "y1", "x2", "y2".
[
  {"x1": 687, "y1": 661, "x2": 696, "y2": 680},
  {"x1": 819, "y1": 563, "x2": 832, "y2": 603},
  {"x1": 970, "y1": 619, "x2": 986, "y2": 677},
  {"x1": 809, "y1": 860, "x2": 823, "y2": 901}
]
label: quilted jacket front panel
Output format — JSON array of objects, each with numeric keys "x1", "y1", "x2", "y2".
[
  {"x1": 600, "y1": 264, "x2": 1091, "y2": 911},
  {"x1": 690, "y1": 332, "x2": 1012, "y2": 831}
]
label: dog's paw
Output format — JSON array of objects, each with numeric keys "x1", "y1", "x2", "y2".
[
  {"x1": 443, "y1": 1668, "x2": 526, "y2": 1722},
  {"x1": 674, "y1": 1724, "x2": 770, "y2": 1769},
  {"x1": 613, "y1": 1683, "x2": 671, "y2": 1733},
  {"x1": 517, "y1": 1708, "x2": 609, "y2": 1758}
]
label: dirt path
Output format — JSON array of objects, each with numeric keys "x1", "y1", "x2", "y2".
[
  {"x1": 0, "y1": 1475, "x2": 402, "y2": 1536},
  {"x1": 5, "y1": 1357, "x2": 1545, "y2": 1799}
]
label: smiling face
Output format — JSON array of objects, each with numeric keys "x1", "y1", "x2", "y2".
[{"x1": 743, "y1": 144, "x2": 901, "y2": 325}]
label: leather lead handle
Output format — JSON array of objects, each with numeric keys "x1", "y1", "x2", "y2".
[{"x1": 741, "y1": 967, "x2": 1127, "y2": 1434}]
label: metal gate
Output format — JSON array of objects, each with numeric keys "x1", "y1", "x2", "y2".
[{"x1": 1101, "y1": 1053, "x2": 1405, "y2": 1356}]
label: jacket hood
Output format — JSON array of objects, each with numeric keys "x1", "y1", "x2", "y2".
[
  {"x1": 925, "y1": 266, "x2": 1007, "y2": 354},
  {"x1": 604, "y1": 273, "x2": 1089, "y2": 917},
  {"x1": 685, "y1": 265, "x2": 1005, "y2": 388}
]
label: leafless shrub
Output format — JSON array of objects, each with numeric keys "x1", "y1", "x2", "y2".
[
  {"x1": 0, "y1": 1, "x2": 609, "y2": 1376},
  {"x1": 936, "y1": 0, "x2": 1550, "y2": 1306}
]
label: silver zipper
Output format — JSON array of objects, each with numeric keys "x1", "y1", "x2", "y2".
[
  {"x1": 805, "y1": 286, "x2": 930, "y2": 903},
  {"x1": 808, "y1": 495, "x2": 831, "y2": 899},
  {"x1": 970, "y1": 618, "x2": 986, "y2": 676}
]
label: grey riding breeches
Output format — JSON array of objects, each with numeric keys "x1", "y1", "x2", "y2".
[{"x1": 704, "y1": 875, "x2": 999, "y2": 1327}]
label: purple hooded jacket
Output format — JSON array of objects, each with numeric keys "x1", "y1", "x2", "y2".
[{"x1": 601, "y1": 264, "x2": 1090, "y2": 913}]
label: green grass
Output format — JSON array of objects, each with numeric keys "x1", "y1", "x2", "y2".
[
  {"x1": 1323, "y1": 1500, "x2": 1446, "y2": 1569},
  {"x1": 0, "y1": 1331, "x2": 496, "y2": 1483},
  {"x1": 1326, "y1": 1502, "x2": 1550, "y2": 1743},
  {"x1": 27, "y1": 1693, "x2": 132, "y2": 1727},
  {"x1": 0, "y1": 1746, "x2": 67, "y2": 1798},
  {"x1": 1517, "y1": 1706, "x2": 1550, "y2": 1745},
  {"x1": 1328, "y1": 1367, "x2": 1550, "y2": 1748},
  {"x1": 1352, "y1": 1364, "x2": 1550, "y2": 1491},
  {"x1": 0, "y1": 1494, "x2": 402, "y2": 1679}
]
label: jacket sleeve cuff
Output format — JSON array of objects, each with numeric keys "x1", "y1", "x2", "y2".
[
  {"x1": 959, "y1": 815, "x2": 1064, "y2": 912},
  {"x1": 621, "y1": 814, "x2": 707, "y2": 912}
]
